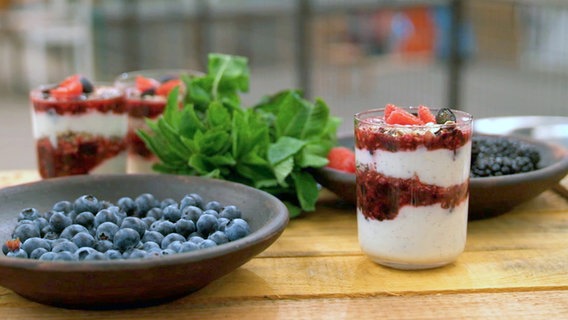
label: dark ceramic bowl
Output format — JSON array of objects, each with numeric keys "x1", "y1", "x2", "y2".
[
  {"x1": 0, "y1": 174, "x2": 288, "y2": 309},
  {"x1": 313, "y1": 135, "x2": 568, "y2": 220}
]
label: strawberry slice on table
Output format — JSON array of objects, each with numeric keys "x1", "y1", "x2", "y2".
[
  {"x1": 418, "y1": 105, "x2": 436, "y2": 124},
  {"x1": 156, "y1": 79, "x2": 182, "y2": 97},
  {"x1": 50, "y1": 74, "x2": 83, "y2": 99},
  {"x1": 327, "y1": 146, "x2": 356, "y2": 173},
  {"x1": 135, "y1": 75, "x2": 160, "y2": 93},
  {"x1": 386, "y1": 109, "x2": 425, "y2": 125}
]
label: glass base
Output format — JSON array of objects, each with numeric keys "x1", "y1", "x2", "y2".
[{"x1": 368, "y1": 256, "x2": 456, "y2": 270}]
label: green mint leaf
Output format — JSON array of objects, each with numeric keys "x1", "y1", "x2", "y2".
[
  {"x1": 291, "y1": 171, "x2": 319, "y2": 212},
  {"x1": 268, "y1": 136, "x2": 306, "y2": 165},
  {"x1": 273, "y1": 157, "x2": 294, "y2": 186}
]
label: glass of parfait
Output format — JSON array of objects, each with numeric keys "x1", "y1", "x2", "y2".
[
  {"x1": 30, "y1": 75, "x2": 128, "y2": 178},
  {"x1": 114, "y1": 69, "x2": 201, "y2": 174},
  {"x1": 354, "y1": 104, "x2": 473, "y2": 270}
]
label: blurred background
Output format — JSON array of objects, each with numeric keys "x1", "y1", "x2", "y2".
[{"x1": 1, "y1": 0, "x2": 567, "y2": 170}]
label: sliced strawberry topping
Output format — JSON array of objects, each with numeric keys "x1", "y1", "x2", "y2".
[
  {"x1": 384, "y1": 103, "x2": 400, "y2": 119},
  {"x1": 156, "y1": 79, "x2": 182, "y2": 97},
  {"x1": 418, "y1": 105, "x2": 436, "y2": 124},
  {"x1": 135, "y1": 75, "x2": 160, "y2": 93},
  {"x1": 327, "y1": 146, "x2": 356, "y2": 173},
  {"x1": 386, "y1": 109, "x2": 424, "y2": 125},
  {"x1": 50, "y1": 74, "x2": 83, "y2": 99}
]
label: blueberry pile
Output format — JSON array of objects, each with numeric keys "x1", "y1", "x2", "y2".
[
  {"x1": 2, "y1": 193, "x2": 250, "y2": 261},
  {"x1": 470, "y1": 136, "x2": 541, "y2": 177}
]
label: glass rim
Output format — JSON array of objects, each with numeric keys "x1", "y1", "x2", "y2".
[
  {"x1": 115, "y1": 68, "x2": 204, "y2": 84},
  {"x1": 354, "y1": 106, "x2": 473, "y2": 128}
]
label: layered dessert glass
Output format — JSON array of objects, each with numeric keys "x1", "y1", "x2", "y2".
[
  {"x1": 114, "y1": 69, "x2": 201, "y2": 173},
  {"x1": 30, "y1": 75, "x2": 127, "y2": 178},
  {"x1": 354, "y1": 105, "x2": 473, "y2": 270}
]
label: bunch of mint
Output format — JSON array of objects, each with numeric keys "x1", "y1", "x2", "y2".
[{"x1": 138, "y1": 53, "x2": 340, "y2": 217}]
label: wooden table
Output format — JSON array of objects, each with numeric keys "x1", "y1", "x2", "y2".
[{"x1": 1, "y1": 170, "x2": 568, "y2": 319}]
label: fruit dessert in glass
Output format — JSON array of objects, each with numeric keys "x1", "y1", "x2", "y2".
[
  {"x1": 115, "y1": 69, "x2": 199, "y2": 174},
  {"x1": 30, "y1": 74, "x2": 127, "y2": 178},
  {"x1": 354, "y1": 104, "x2": 473, "y2": 270}
]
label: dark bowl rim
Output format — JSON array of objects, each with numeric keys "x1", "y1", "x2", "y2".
[{"x1": 0, "y1": 174, "x2": 289, "y2": 271}]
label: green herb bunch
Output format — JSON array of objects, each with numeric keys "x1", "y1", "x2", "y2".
[{"x1": 138, "y1": 53, "x2": 340, "y2": 217}]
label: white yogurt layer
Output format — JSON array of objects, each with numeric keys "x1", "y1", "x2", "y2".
[
  {"x1": 358, "y1": 200, "x2": 468, "y2": 268},
  {"x1": 91, "y1": 152, "x2": 127, "y2": 174},
  {"x1": 32, "y1": 111, "x2": 127, "y2": 147},
  {"x1": 355, "y1": 141, "x2": 472, "y2": 187}
]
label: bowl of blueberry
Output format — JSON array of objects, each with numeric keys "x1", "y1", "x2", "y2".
[
  {"x1": 0, "y1": 174, "x2": 288, "y2": 309},
  {"x1": 314, "y1": 133, "x2": 568, "y2": 220}
]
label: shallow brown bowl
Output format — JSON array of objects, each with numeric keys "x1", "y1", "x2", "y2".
[
  {"x1": 0, "y1": 174, "x2": 288, "y2": 309},
  {"x1": 313, "y1": 135, "x2": 568, "y2": 220}
]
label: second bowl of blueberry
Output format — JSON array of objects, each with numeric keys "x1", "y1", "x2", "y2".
[
  {"x1": 313, "y1": 134, "x2": 568, "y2": 220},
  {"x1": 0, "y1": 174, "x2": 289, "y2": 309}
]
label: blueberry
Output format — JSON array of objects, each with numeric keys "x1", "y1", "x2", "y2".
[
  {"x1": 7, "y1": 249, "x2": 28, "y2": 259},
  {"x1": 204, "y1": 201, "x2": 223, "y2": 213},
  {"x1": 149, "y1": 220, "x2": 175, "y2": 236},
  {"x1": 113, "y1": 228, "x2": 140, "y2": 252},
  {"x1": 196, "y1": 214, "x2": 218, "y2": 236},
  {"x1": 175, "y1": 219, "x2": 196, "y2": 237},
  {"x1": 141, "y1": 230, "x2": 164, "y2": 244},
  {"x1": 189, "y1": 236, "x2": 205, "y2": 245},
  {"x1": 160, "y1": 249, "x2": 176, "y2": 256},
  {"x1": 160, "y1": 198, "x2": 178, "y2": 209},
  {"x1": 120, "y1": 217, "x2": 147, "y2": 238},
  {"x1": 59, "y1": 224, "x2": 89, "y2": 240},
  {"x1": 94, "y1": 240, "x2": 113, "y2": 253},
  {"x1": 179, "y1": 195, "x2": 199, "y2": 210},
  {"x1": 80, "y1": 76, "x2": 94, "y2": 93},
  {"x1": 146, "y1": 208, "x2": 163, "y2": 220},
  {"x1": 142, "y1": 216, "x2": 156, "y2": 228},
  {"x1": 225, "y1": 218, "x2": 250, "y2": 241},
  {"x1": 94, "y1": 209, "x2": 119, "y2": 228},
  {"x1": 161, "y1": 233, "x2": 186, "y2": 249},
  {"x1": 18, "y1": 208, "x2": 41, "y2": 221},
  {"x1": 2, "y1": 243, "x2": 9, "y2": 255},
  {"x1": 76, "y1": 247, "x2": 98, "y2": 260},
  {"x1": 124, "y1": 249, "x2": 148, "y2": 259},
  {"x1": 52, "y1": 240, "x2": 78, "y2": 253},
  {"x1": 166, "y1": 240, "x2": 183, "y2": 252},
  {"x1": 436, "y1": 108, "x2": 456, "y2": 124},
  {"x1": 220, "y1": 205, "x2": 241, "y2": 220},
  {"x1": 163, "y1": 205, "x2": 182, "y2": 222},
  {"x1": 104, "y1": 249, "x2": 122, "y2": 260},
  {"x1": 30, "y1": 247, "x2": 49, "y2": 259},
  {"x1": 12, "y1": 223, "x2": 40, "y2": 242},
  {"x1": 52, "y1": 200, "x2": 73, "y2": 213},
  {"x1": 96, "y1": 222, "x2": 120, "y2": 241},
  {"x1": 208, "y1": 231, "x2": 229, "y2": 245},
  {"x1": 33, "y1": 217, "x2": 49, "y2": 234},
  {"x1": 203, "y1": 209, "x2": 219, "y2": 219},
  {"x1": 54, "y1": 251, "x2": 77, "y2": 261},
  {"x1": 72, "y1": 232, "x2": 95, "y2": 248},
  {"x1": 21, "y1": 237, "x2": 51, "y2": 255},
  {"x1": 39, "y1": 251, "x2": 57, "y2": 261},
  {"x1": 142, "y1": 241, "x2": 161, "y2": 252},
  {"x1": 198, "y1": 239, "x2": 217, "y2": 249},
  {"x1": 179, "y1": 241, "x2": 199, "y2": 253},
  {"x1": 135, "y1": 193, "x2": 159, "y2": 215},
  {"x1": 75, "y1": 211, "x2": 95, "y2": 228},
  {"x1": 217, "y1": 217, "x2": 230, "y2": 231},
  {"x1": 49, "y1": 211, "x2": 72, "y2": 233},
  {"x1": 84, "y1": 251, "x2": 107, "y2": 261},
  {"x1": 188, "y1": 193, "x2": 204, "y2": 208},
  {"x1": 117, "y1": 197, "x2": 136, "y2": 216},
  {"x1": 182, "y1": 205, "x2": 202, "y2": 223},
  {"x1": 73, "y1": 195, "x2": 101, "y2": 214}
]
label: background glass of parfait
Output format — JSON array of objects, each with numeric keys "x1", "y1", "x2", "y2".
[
  {"x1": 30, "y1": 76, "x2": 128, "y2": 179},
  {"x1": 354, "y1": 107, "x2": 473, "y2": 270},
  {"x1": 114, "y1": 69, "x2": 203, "y2": 174}
]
